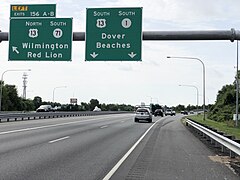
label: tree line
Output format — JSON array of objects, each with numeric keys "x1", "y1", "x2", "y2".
[
  {"x1": 171, "y1": 70, "x2": 240, "y2": 123},
  {"x1": 0, "y1": 81, "x2": 134, "y2": 112},
  {"x1": 207, "y1": 72, "x2": 239, "y2": 122},
  {"x1": 1, "y1": 75, "x2": 236, "y2": 122},
  {"x1": 150, "y1": 103, "x2": 212, "y2": 113}
]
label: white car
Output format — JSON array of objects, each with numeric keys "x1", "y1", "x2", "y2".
[
  {"x1": 36, "y1": 105, "x2": 54, "y2": 112},
  {"x1": 134, "y1": 108, "x2": 152, "y2": 123},
  {"x1": 93, "y1": 106, "x2": 101, "y2": 112},
  {"x1": 165, "y1": 109, "x2": 175, "y2": 116}
]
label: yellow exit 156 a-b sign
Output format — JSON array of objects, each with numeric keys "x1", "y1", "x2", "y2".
[{"x1": 10, "y1": 4, "x2": 56, "y2": 18}]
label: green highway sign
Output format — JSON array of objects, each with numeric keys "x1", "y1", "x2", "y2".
[
  {"x1": 9, "y1": 18, "x2": 72, "y2": 61},
  {"x1": 10, "y1": 4, "x2": 56, "y2": 18},
  {"x1": 86, "y1": 7, "x2": 142, "y2": 61}
]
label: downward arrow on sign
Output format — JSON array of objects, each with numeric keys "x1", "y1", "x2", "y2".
[
  {"x1": 128, "y1": 52, "x2": 136, "y2": 58},
  {"x1": 90, "y1": 52, "x2": 98, "y2": 58}
]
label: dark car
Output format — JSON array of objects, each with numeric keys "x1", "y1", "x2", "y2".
[
  {"x1": 154, "y1": 109, "x2": 163, "y2": 117},
  {"x1": 181, "y1": 111, "x2": 188, "y2": 115}
]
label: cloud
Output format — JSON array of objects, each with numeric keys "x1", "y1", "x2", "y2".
[
  {"x1": 103, "y1": 0, "x2": 240, "y2": 30},
  {"x1": 117, "y1": 64, "x2": 133, "y2": 71},
  {"x1": 1, "y1": 0, "x2": 239, "y2": 105}
]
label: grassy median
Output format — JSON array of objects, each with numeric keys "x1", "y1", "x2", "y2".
[{"x1": 186, "y1": 114, "x2": 240, "y2": 140}]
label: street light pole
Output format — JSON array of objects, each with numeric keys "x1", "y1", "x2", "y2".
[
  {"x1": 52, "y1": 86, "x2": 67, "y2": 103},
  {"x1": 153, "y1": 97, "x2": 159, "y2": 104},
  {"x1": 167, "y1": 56, "x2": 206, "y2": 120},
  {"x1": 236, "y1": 40, "x2": 239, "y2": 127},
  {"x1": 0, "y1": 69, "x2": 31, "y2": 111},
  {"x1": 147, "y1": 96, "x2": 153, "y2": 104},
  {"x1": 179, "y1": 84, "x2": 199, "y2": 113}
]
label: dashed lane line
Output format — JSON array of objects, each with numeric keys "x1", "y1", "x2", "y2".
[
  {"x1": 49, "y1": 136, "x2": 70, "y2": 144},
  {"x1": 0, "y1": 115, "x2": 132, "y2": 136}
]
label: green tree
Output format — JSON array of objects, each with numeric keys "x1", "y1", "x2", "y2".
[
  {"x1": 174, "y1": 104, "x2": 185, "y2": 112},
  {"x1": 117, "y1": 104, "x2": 134, "y2": 111},
  {"x1": 208, "y1": 75, "x2": 238, "y2": 122},
  {"x1": 2, "y1": 84, "x2": 21, "y2": 111},
  {"x1": 151, "y1": 104, "x2": 163, "y2": 113},
  {"x1": 20, "y1": 98, "x2": 35, "y2": 111},
  {"x1": 107, "y1": 104, "x2": 118, "y2": 111},
  {"x1": 89, "y1": 99, "x2": 100, "y2": 111},
  {"x1": 100, "y1": 103, "x2": 107, "y2": 111},
  {"x1": 33, "y1": 96, "x2": 42, "y2": 109},
  {"x1": 80, "y1": 102, "x2": 90, "y2": 111},
  {"x1": 61, "y1": 104, "x2": 79, "y2": 111},
  {"x1": 186, "y1": 104, "x2": 196, "y2": 111}
]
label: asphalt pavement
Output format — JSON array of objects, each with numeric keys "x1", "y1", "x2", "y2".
[
  {"x1": 0, "y1": 113, "x2": 238, "y2": 180},
  {"x1": 112, "y1": 115, "x2": 239, "y2": 180}
]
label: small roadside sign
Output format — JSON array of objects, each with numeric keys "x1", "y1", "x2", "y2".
[{"x1": 70, "y1": 98, "x2": 77, "y2": 104}]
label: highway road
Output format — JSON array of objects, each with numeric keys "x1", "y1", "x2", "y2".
[{"x1": 0, "y1": 113, "x2": 238, "y2": 180}]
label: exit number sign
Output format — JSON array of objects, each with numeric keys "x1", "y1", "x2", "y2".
[{"x1": 10, "y1": 4, "x2": 56, "y2": 18}]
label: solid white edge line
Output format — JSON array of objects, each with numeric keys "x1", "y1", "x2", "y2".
[
  {"x1": 49, "y1": 136, "x2": 70, "y2": 144},
  {"x1": 102, "y1": 119, "x2": 161, "y2": 180}
]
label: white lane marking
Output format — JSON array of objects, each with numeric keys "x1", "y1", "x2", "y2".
[
  {"x1": 100, "y1": 125, "x2": 108, "y2": 129},
  {"x1": 120, "y1": 121, "x2": 125, "y2": 123},
  {"x1": 0, "y1": 114, "x2": 129, "y2": 136},
  {"x1": 102, "y1": 119, "x2": 161, "y2": 180},
  {"x1": 49, "y1": 136, "x2": 69, "y2": 144}
]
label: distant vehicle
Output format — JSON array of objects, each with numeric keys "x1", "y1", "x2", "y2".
[
  {"x1": 93, "y1": 106, "x2": 101, "y2": 112},
  {"x1": 190, "y1": 111, "x2": 194, "y2": 114},
  {"x1": 134, "y1": 108, "x2": 152, "y2": 123},
  {"x1": 172, "y1": 110, "x2": 176, "y2": 116},
  {"x1": 165, "y1": 109, "x2": 175, "y2": 116},
  {"x1": 154, "y1": 109, "x2": 163, "y2": 117},
  {"x1": 36, "y1": 105, "x2": 54, "y2": 112},
  {"x1": 181, "y1": 111, "x2": 188, "y2": 115},
  {"x1": 53, "y1": 106, "x2": 61, "y2": 111}
]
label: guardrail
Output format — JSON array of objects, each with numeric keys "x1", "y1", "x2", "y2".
[
  {"x1": 186, "y1": 119, "x2": 240, "y2": 157},
  {"x1": 0, "y1": 111, "x2": 131, "y2": 123}
]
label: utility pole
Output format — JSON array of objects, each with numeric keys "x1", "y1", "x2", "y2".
[{"x1": 22, "y1": 73, "x2": 28, "y2": 99}]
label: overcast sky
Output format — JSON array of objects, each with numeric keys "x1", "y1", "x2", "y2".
[{"x1": 0, "y1": 0, "x2": 239, "y2": 107}]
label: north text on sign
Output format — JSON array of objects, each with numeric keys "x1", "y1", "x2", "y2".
[{"x1": 26, "y1": 21, "x2": 42, "y2": 26}]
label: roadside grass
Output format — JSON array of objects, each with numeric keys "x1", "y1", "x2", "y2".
[{"x1": 186, "y1": 114, "x2": 240, "y2": 140}]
